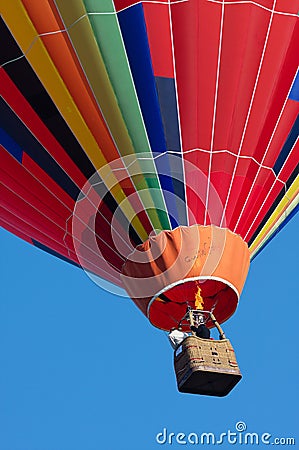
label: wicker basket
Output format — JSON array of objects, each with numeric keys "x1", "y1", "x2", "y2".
[{"x1": 174, "y1": 335, "x2": 242, "y2": 396}]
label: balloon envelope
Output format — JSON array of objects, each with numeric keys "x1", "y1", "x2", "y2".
[{"x1": 0, "y1": 0, "x2": 298, "y2": 327}]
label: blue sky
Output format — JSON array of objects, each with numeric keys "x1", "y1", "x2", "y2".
[{"x1": 0, "y1": 215, "x2": 298, "y2": 450}]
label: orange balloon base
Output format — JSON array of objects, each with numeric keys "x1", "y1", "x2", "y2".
[{"x1": 121, "y1": 225, "x2": 250, "y2": 331}]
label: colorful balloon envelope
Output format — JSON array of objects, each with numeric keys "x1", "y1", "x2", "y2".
[{"x1": 1, "y1": 0, "x2": 298, "y2": 330}]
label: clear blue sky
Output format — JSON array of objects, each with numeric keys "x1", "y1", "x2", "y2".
[{"x1": 0, "y1": 215, "x2": 298, "y2": 450}]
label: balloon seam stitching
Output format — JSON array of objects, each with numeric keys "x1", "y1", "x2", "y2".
[
  {"x1": 207, "y1": 0, "x2": 298, "y2": 17},
  {"x1": 233, "y1": 67, "x2": 299, "y2": 233},
  {"x1": 168, "y1": 0, "x2": 190, "y2": 226},
  {"x1": 219, "y1": 0, "x2": 277, "y2": 227},
  {"x1": 205, "y1": 0, "x2": 225, "y2": 226}
]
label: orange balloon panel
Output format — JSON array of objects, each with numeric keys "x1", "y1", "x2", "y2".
[{"x1": 121, "y1": 226, "x2": 250, "y2": 330}]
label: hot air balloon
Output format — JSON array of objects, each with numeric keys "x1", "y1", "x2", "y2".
[{"x1": 1, "y1": 0, "x2": 298, "y2": 395}]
